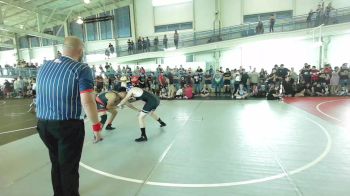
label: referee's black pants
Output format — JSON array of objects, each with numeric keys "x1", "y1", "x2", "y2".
[{"x1": 37, "y1": 119, "x2": 85, "y2": 196}]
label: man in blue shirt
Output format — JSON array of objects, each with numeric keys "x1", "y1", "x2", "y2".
[{"x1": 36, "y1": 36, "x2": 103, "y2": 196}]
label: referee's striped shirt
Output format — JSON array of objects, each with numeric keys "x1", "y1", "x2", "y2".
[{"x1": 36, "y1": 56, "x2": 94, "y2": 120}]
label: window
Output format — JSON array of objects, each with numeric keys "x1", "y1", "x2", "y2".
[
  {"x1": 42, "y1": 38, "x2": 53, "y2": 46},
  {"x1": 99, "y1": 12, "x2": 113, "y2": 40},
  {"x1": 70, "y1": 21, "x2": 84, "y2": 41},
  {"x1": 53, "y1": 25, "x2": 65, "y2": 37},
  {"x1": 115, "y1": 6, "x2": 131, "y2": 38},
  {"x1": 19, "y1": 36, "x2": 29, "y2": 49},
  {"x1": 30, "y1": 37, "x2": 40, "y2": 47},
  {"x1": 86, "y1": 15, "x2": 98, "y2": 41},
  {"x1": 155, "y1": 22, "x2": 193, "y2": 33}
]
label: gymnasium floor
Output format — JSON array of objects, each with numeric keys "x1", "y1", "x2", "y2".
[{"x1": 0, "y1": 98, "x2": 350, "y2": 196}]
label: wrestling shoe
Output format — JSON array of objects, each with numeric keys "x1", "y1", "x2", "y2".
[
  {"x1": 160, "y1": 122, "x2": 167, "y2": 127},
  {"x1": 135, "y1": 136, "x2": 148, "y2": 142},
  {"x1": 105, "y1": 124, "x2": 116, "y2": 130}
]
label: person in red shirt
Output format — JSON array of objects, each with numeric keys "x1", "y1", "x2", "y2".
[
  {"x1": 184, "y1": 85, "x2": 193, "y2": 99},
  {"x1": 158, "y1": 72, "x2": 167, "y2": 87},
  {"x1": 311, "y1": 66, "x2": 319, "y2": 83},
  {"x1": 131, "y1": 75, "x2": 140, "y2": 87}
]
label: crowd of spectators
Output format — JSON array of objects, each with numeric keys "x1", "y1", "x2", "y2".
[
  {"x1": 125, "y1": 30, "x2": 179, "y2": 55},
  {"x1": 307, "y1": 2, "x2": 335, "y2": 27},
  {"x1": 91, "y1": 62, "x2": 350, "y2": 100},
  {"x1": 0, "y1": 77, "x2": 36, "y2": 99},
  {"x1": 0, "y1": 60, "x2": 38, "y2": 77}
]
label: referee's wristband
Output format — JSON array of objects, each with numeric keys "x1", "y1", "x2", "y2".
[{"x1": 92, "y1": 123, "x2": 103, "y2": 132}]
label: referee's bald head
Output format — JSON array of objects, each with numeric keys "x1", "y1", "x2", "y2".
[
  {"x1": 62, "y1": 36, "x2": 84, "y2": 61},
  {"x1": 63, "y1": 36, "x2": 84, "y2": 51}
]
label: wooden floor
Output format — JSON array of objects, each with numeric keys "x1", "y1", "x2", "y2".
[{"x1": 0, "y1": 98, "x2": 350, "y2": 196}]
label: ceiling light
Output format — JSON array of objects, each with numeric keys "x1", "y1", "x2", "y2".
[
  {"x1": 84, "y1": 0, "x2": 91, "y2": 4},
  {"x1": 76, "y1": 16, "x2": 84, "y2": 24}
]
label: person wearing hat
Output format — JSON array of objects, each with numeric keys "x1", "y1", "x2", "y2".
[{"x1": 117, "y1": 87, "x2": 166, "y2": 142}]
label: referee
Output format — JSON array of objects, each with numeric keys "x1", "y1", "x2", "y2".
[{"x1": 36, "y1": 36, "x2": 103, "y2": 196}]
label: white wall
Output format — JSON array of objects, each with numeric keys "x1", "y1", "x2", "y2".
[
  {"x1": 193, "y1": 0, "x2": 216, "y2": 31},
  {"x1": 220, "y1": 0, "x2": 242, "y2": 27},
  {"x1": 134, "y1": 0, "x2": 155, "y2": 37},
  {"x1": 154, "y1": 2, "x2": 193, "y2": 26},
  {"x1": 244, "y1": 0, "x2": 293, "y2": 15},
  {"x1": 326, "y1": 33, "x2": 350, "y2": 66},
  {"x1": 0, "y1": 49, "x2": 16, "y2": 65},
  {"x1": 193, "y1": 37, "x2": 318, "y2": 72},
  {"x1": 294, "y1": 0, "x2": 319, "y2": 15},
  {"x1": 19, "y1": 49, "x2": 30, "y2": 62},
  {"x1": 331, "y1": 0, "x2": 350, "y2": 8},
  {"x1": 31, "y1": 46, "x2": 55, "y2": 64}
]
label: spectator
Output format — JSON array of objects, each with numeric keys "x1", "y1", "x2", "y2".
[
  {"x1": 154, "y1": 36, "x2": 159, "y2": 51},
  {"x1": 184, "y1": 85, "x2": 193, "y2": 99},
  {"x1": 193, "y1": 72, "x2": 201, "y2": 95},
  {"x1": 167, "y1": 79, "x2": 176, "y2": 99},
  {"x1": 339, "y1": 63, "x2": 349, "y2": 89},
  {"x1": 163, "y1": 34, "x2": 168, "y2": 49},
  {"x1": 127, "y1": 39, "x2": 132, "y2": 54},
  {"x1": 0, "y1": 65, "x2": 3, "y2": 76},
  {"x1": 204, "y1": 70, "x2": 212, "y2": 93},
  {"x1": 315, "y1": 3, "x2": 323, "y2": 26},
  {"x1": 109, "y1": 43, "x2": 115, "y2": 55},
  {"x1": 330, "y1": 66, "x2": 340, "y2": 95},
  {"x1": 56, "y1": 51, "x2": 62, "y2": 58},
  {"x1": 158, "y1": 72, "x2": 167, "y2": 87},
  {"x1": 282, "y1": 76, "x2": 295, "y2": 97},
  {"x1": 267, "y1": 84, "x2": 281, "y2": 100},
  {"x1": 234, "y1": 83, "x2": 249, "y2": 99},
  {"x1": 159, "y1": 86, "x2": 168, "y2": 99},
  {"x1": 241, "y1": 69, "x2": 250, "y2": 90},
  {"x1": 146, "y1": 37, "x2": 151, "y2": 52},
  {"x1": 307, "y1": 9, "x2": 315, "y2": 28},
  {"x1": 174, "y1": 30, "x2": 179, "y2": 49},
  {"x1": 200, "y1": 87, "x2": 210, "y2": 97},
  {"x1": 3, "y1": 80, "x2": 11, "y2": 98},
  {"x1": 13, "y1": 78, "x2": 20, "y2": 98},
  {"x1": 130, "y1": 40, "x2": 135, "y2": 53},
  {"x1": 300, "y1": 63, "x2": 312, "y2": 84},
  {"x1": 269, "y1": 14, "x2": 276, "y2": 32},
  {"x1": 213, "y1": 71, "x2": 223, "y2": 96},
  {"x1": 310, "y1": 66, "x2": 319, "y2": 83},
  {"x1": 290, "y1": 67, "x2": 299, "y2": 83},
  {"x1": 137, "y1": 37, "x2": 142, "y2": 51},
  {"x1": 105, "y1": 48, "x2": 110, "y2": 59},
  {"x1": 324, "y1": 3, "x2": 334, "y2": 25},
  {"x1": 142, "y1": 37, "x2": 147, "y2": 52},
  {"x1": 175, "y1": 88, "x2": 183, "y2": 99},
  {"x1": 276, "y1": 64, "x2": 289, "y2": 79},
  {"x1": 233, "y1": 69, "x2": 241, "y2": 95},
  {"x1": 223, "y1": 68, "x2": 232, "y2": 95},
  {"x1": 259, "y1": 68, "x2": 267, "y2": 82},
  {"x1": 312, "y1": 83, "x2": 326, "y2": 96},
  {"x1": 256, "y1": 18, "x2": 264, "y2": 34},
  {"x1": 249, "y1": 68, "x2": 259, "y2": 96}
]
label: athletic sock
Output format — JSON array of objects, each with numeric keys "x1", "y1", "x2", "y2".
[{"x1": 141, "y1": 128, "x2": 146, "y2": 137}]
